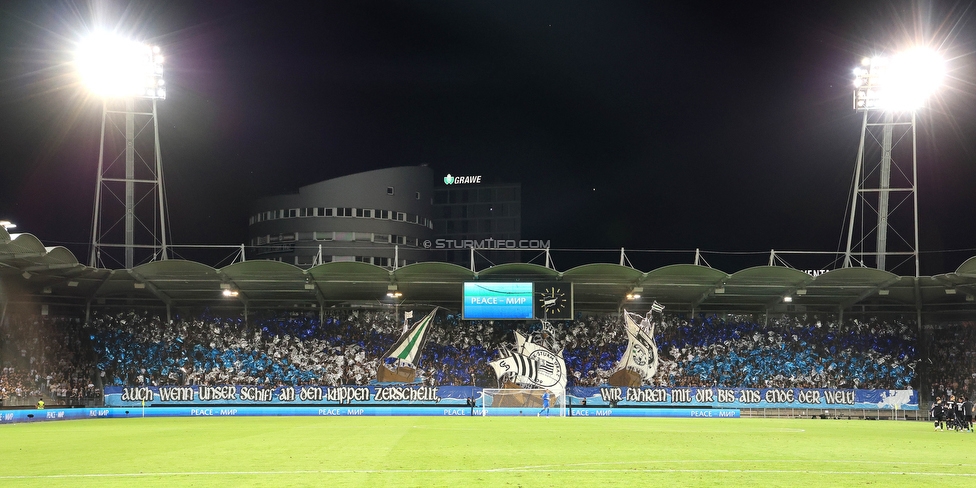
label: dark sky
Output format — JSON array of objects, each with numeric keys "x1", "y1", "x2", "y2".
[{"x1": 1, "y1": 1, "x2": 975, "y2": 274}]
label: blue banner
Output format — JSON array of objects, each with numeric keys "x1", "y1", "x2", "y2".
[
  {"x1": 103, "y1": 385, "x2": 917, "y2": 410},
  {"x1": 104, "y1": 385, "x2": 475, "y2": 407},
  {"x1": 0, "y1": 405, "x2": 740, "y2": 424},
  {"x1": 571, "y1": 386, "x2": 917, "y2": 410}
]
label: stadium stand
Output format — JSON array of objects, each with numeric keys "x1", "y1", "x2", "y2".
[
  {"x1": 926, "y1": 322, "x2": 976, "y2": 401},
  {"x1": 1, "y1": 308, "x2": 941, "y2": 404}
]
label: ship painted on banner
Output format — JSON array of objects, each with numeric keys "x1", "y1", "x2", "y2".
[
  {"x1": 488, "y1": 320, "x2": 568, "y2": 406},
  {"x1": 608, "y1": 304, "x2": 663, "y2": 388},
  {"x1": 375, "y1": 308, "x2": 438, "y2": 383}
]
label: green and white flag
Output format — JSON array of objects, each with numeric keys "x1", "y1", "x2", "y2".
[{"x1": 384, "y1": 308, "x2": 437, "y2": 367}]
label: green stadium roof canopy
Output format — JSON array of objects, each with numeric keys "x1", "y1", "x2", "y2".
[{"x1": 3, "y1": 228, "x2": 976, "y2": 313}]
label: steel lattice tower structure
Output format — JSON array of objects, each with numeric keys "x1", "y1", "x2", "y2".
[
  {"x1": 79, "y1": 35, "x2": 170, "y2": 269},
  {"x1": 842, "y1": 51, "x2": 943, "y2": 278}
]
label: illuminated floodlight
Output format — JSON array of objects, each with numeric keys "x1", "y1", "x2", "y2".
[
  {"x1": 76, "y1": 32, "x2": 166, "y2": 99},
  {"x1": 0, "y1": 220, "x2": 16, "y2": 230},
  {"x1": 853, "y1": 47, "x2": 944, "y2": 111}
]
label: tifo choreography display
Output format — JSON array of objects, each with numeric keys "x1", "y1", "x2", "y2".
[{"x1": 0, "y1": 305, "x2": 933, "y2": 417}]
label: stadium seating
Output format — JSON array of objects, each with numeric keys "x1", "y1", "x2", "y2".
[{"x1": 0, "y1": 309, "x2": 952, "y2": 402}]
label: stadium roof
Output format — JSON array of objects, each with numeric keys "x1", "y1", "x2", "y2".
[{"x1": 2, "y1": 227, "x2": 976, "y2": 314}]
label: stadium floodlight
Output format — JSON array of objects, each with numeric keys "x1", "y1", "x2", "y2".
[
  {"x1": 626, "y1": 287, "x2": 642, "y2": 300},
  {"x1": 853, "y1": 48, "x2": 943, "y2": 112},
  {"x1": 387, "y1": 284, "x2": 402, "y2": 298},
  {"x1": 0, "y1": 220, "x2": 15, "y2": 230},
  {"x1": 844, "y1": 46, "x2": 945, "y2": 277},
  {"x1": 78, "y1": 32, "x2": 171, "y2": 269},
  {"x1": 76, "y1": 32, "x2": 166, "y2": 99}
]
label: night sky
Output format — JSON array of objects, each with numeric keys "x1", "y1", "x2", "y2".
[{"x1": 1, "y1": 1, "x2": 975, "y2": 274}]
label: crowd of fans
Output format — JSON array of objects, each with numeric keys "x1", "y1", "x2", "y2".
[
  {"x1": 650, "y1": 314, "x2": 917, "y2": 389},
  {"x1": 926, "y1": 322, "x2": 976, "y2": 401},
  {"x1": 3, "y1": 308, "x2": 974, "y2": 401},
  {"x1": 0, "y1": 367, "x2": 41, "y2": 402},
  {"x1": 0, "y1": 315, "x2": 99, "y2": 403}
]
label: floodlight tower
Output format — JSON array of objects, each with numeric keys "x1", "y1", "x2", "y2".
[
  {"x1": 842, "y1": 49, "x2": 943, "y2": 277},
  {"x1": 77, "y1": 33, "x2": 169, "y2": 269}
]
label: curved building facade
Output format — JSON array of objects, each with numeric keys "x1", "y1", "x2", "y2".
[{"x1": 248, "y1": 166, "x2": 433, "y2": 268}]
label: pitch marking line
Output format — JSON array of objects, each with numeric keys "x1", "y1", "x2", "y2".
[
  {"x1": 3, "y1": 466, "x2": 976, "y2": 480},
  {"x1": 502, "y1": 459, "x2": 976, "y2": 469}
]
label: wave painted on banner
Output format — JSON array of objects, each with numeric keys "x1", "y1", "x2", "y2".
[
  {"x1": 103, "y1": 385, "x2": 917, "y2": 410},
  {"x1": 0, "y1": 406, "x2": 739, "y2": 424}
]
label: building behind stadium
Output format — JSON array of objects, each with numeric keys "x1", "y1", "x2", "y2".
[{"x1": 247, "y1": 166, "x2": 521, "y2": 268}]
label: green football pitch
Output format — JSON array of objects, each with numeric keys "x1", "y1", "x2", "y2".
[{"x1": 0, "y1": 416, "x2": 971, "y2": 487}]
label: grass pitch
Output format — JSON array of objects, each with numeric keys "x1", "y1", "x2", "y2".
[{"x1": 0, "y1": 416, "x2": 971, "y2": 487}]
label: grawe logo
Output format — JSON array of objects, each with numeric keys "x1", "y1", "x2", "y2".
[{"x1": 443, "y1": 174, "x2": 482, "y2": 185}]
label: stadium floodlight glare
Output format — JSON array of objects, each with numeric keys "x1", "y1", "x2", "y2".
[
  {"x1": 76, "y1": 32, "x2": 166, "y2": 99},
  {"x1": 0, "y1": 220, "x2": 16, "y2": 230},
  {"x1": 853, "y1": 47, "x2": 944, "y2": 111},
  {"x1": 626, "y1": 286, "x2": 642, "y2": 300}
]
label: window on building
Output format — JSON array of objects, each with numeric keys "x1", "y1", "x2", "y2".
[
  {"x1": 288, "y1": 209, "x2": 298, "y2": 218},
  {"x1": 387, "y1": 186, "x2": 394, "y2": 195},
  {"x1": 415, "y1": 191, "x2": 421, "y2": 200}
]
